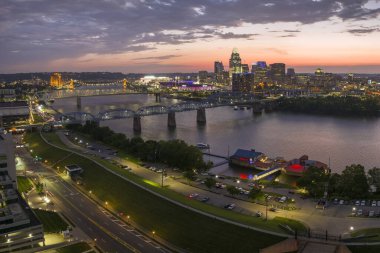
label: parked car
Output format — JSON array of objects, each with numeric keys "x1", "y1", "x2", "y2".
[
  {"x1": 377, "y1": 200, "x2": 380, "y2": 207},
  {"x1": 256, "y1": 211, "x2": 263, "y2": 217},
  {"x1": 269, "y1": 207, "x2": 278, "y2": 212},
  {"x1": 361, "y1": 200, "x2": 366, "y2": 206},
  {"x1": 224, "y1": 203, "x2": 236, "y2": 210},
  {"x1": 339, "y1": 200, "x2": 345, "y2": 205},
  {"x1": 372, "y1": 201, "x2": 377, "y2": 207},
  {"x1": 200, "y1": 197, "x2": 210, "y2": 202},
  {"x1": 357, "y1": 209, "x2": 363, "y2": 216},
  {"x1": 355, "y1": 200, "x2": 360, "y2": 206},
  {"x1": 369, "y1": 210, "x2": 375, "y2": 217}
]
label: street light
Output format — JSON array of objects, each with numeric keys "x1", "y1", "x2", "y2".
[
  {"x1": 265, "y1": 196, "x2": 269, "y2": 221},
  {"x1": 350, "y1": 226, "x2": 354, "y2": 231}
]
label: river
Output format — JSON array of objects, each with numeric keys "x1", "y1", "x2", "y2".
[{"x1": 51, "y1": 93, "x2": 380, "y2": 176}]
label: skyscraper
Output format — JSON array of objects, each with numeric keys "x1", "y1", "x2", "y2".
[
  {"x1": 269, "y1": 63, "x2": 286, "y2": 84},
  {"x1": 241, "y1": 64, "x2": 249, "y2": 73},
  {"x1": 253, "y1": 61, "x2": 269, "y2": 84},
  {"x1": 229, "y1": 48, "x2": 242, "y2": 80},
  {"x1": 0, "y1": 132, "x2": 44, "y2": 251},
  {"x1": 214, "y1": 61, "x2": 224, "y2": 74},
  {"x1": 214, "y1": 61, "x2": 224, "y2": 83},
  {"x1": 232, "y1": 73, "x2": 254, "y2": 93}
]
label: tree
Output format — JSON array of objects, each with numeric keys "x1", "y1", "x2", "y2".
[
  {"x1": 226, "y1": 185, "x2": 240, "y2": 196},
  {"x1": 183, "y1": 170, "x2": 197, "y2": 184},
  {"x1": 368, "y1": 167, "x2": 380, "y2": 193},
  {"x1": 248, "y1": 187, "x2": 261, "y2": 199},
  {"x1": 336, "y1": 164, "x2": 369, "y2": 199},
  {"x1": 204, "y1": 177, "x2": 216, "y2": 189},
  {"x1": 35, "y1": 182, "x2": 44, "y2": 194},
  {"x1": 297, "y1": 166, "x2": 329, "y2": 198}
]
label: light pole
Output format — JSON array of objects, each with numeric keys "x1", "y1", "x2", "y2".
[{"x1": 265, "y1": 196, "x2": 268, "y2": 221}]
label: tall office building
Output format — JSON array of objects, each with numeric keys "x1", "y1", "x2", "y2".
[
  {"x1": 214, "y1": 61, "x2": 224, "y2": 74},
  {"x1": 253, "y1": 61, "x2": 269, "y2": 84},
  {"x1": 0, "y1": 132, "x2": 44, "y2": 252},
  {"x1": 241, "y1": 64, "x2": 249, "y2": 73},
  {"x1": 50, "y1": 73, "x2": 62, "y2": 89},
  {"x1": 287, "y1": 68, "x2": 296, "y2": 77},
  {"x1": 229, "y1": 48, "x2": 242, "y2": 80},
  {"x1": 269, "y1": 63, "x2": 286, "y2": 84},
  {"x1": 232, "y1": 73, "x2": 254, "y2": 93},
  {"x1": 214, "y1": 61, "x2": 225, "y2": 83}
]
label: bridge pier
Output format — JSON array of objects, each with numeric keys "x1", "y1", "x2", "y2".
[
  {"x1": 167, "y1": 111, "x2": 176, "y2": 129},
  {"x1": 0, "y1": 116, "x2": 3, "y2": 128},
  {"x1": 196, "y1": 108, "x2": 206, "y2": 124},
  {"x1": 155, "y1": 93, "x2": 161, "y2": 103},
  {"x1": 133, "y1": 116, "x2": 141, "y2": 133},
  {"x1": 252, "y1": 103, "x2": 262, "y2": 114},
  {"x1": 76, "y1": 96, "x2": 82, "y2": 108}
]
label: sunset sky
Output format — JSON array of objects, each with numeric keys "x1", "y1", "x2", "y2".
[{"x1": 1, "y1": 0, "x2": 379, "y2": 73}]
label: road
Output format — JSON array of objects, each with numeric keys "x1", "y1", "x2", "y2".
[
  {"x1": 16, "y1": 141, "x2": 168, "y2": 253},
  {"x1": 58, "y1": 131, "x2": 380, "y2": 236}
]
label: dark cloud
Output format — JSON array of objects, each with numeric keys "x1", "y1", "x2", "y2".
[
  {"x1": 132, "y1": 54, "x2": 182, "y2": 60},
  {"x1": 215, "y1": 32, "x2": 257, "y2": 39},
  {"x1": 347, "y1": 27, "x2": 379, "y2": 35},
  {"x1": 279, "y1": 34, "x2": 297, "y2": 38},
  {"x1": 0, "y1": 0, "x2": 379, "y2": 71}
]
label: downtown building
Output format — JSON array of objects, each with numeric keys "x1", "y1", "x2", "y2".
[
  {"x1": 0, "y1": 132, "x2": 44, "y2": 252},
  {"x1": 232, "y1": 73, "x2": 254, "y2": 93},
  {"x1": 229, "y1": 48, "x2": 242, "y2": 80}
]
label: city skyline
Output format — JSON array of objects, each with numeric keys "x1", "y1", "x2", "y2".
[{"x1": 1, "y1": 0, "x2": 380, "y2": 74}]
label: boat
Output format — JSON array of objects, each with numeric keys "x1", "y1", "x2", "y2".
[
  {"x1": 233, "y1": 106, "x2": 238, "y2": 110},
  {"x1": 196, "y1": 143, "x2": 210, "y2": 149}
]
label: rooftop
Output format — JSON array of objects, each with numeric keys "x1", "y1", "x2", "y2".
[{"x1": 232, "y1": 149, "x2": 263, "y2": 159}]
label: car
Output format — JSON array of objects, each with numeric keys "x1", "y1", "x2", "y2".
[
  {"x1": 227, "y1": 203, "x2": 236, "y2": 210},
  {"x1": 355, "y1": 200, "x2": 360, "y2": 206},
  {"x1": 339, "y1": 200, "x2": 345, "y2": 205},
  {"x1": 369, "y1": 210, "x2": 375, "y2": 217},
  {"x1": 269, "y1": 207, "x2": 278, "y2": 212},
  {"x1": 357, "y1": 209, "x2": 363, "y2": 216},
  {"x1": 288, "y1": 190, "x2": 295, "y2": 194},
  {"x1": 377, "y1": 201, "x2": 380, "y2": 207},
  {"x1": 361, "y1": 200, "x2": 366, "y2": 206},
  {"x1": 189, "y1": 193, "x2": 199, "y2": 198},
  {"x1": 371, "y1": 201, "x2": 377, "y2": 207},
  {"x1": 256, "y1": 211, "x2": 263, "y2": 217},
  {"x1": 279, "y1": 196, "x2": 287, "y2": 203},
  {"x1": 333, "y1": 198, "x2": 339, "y2": 205},
  {"x1": 156, "y1": 169, "x2": 163, "y2": 173},
  {"x1": 200, "y1": 197, "x2": 210, "y2": 202}
]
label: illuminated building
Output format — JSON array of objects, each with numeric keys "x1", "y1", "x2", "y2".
[
  {"x1": 269, "y1": 63, "x2": 286, "y2": 84},
  {"x1": 198, "y1": 71, "x2": 209, "y2": 84},
  {"x1": 69, "y1": 79, "x2": 74, "y2": 90},
  {"x1": 232, "y1": 73, "x2": 254, "y2": 93},
  {"x1": 241, "y1": 64, "x2": 249, "y2": 73},
  {"x1": 0, "y1": 132, "x2": 44, "y2": 252},
  {"x1": 50, "y1": 72, "x2": 62, "y2": 88},
  {"x1": 214, "y1": 61, "x2": 225, "y2": 84},
  {"x1": 229, "y1": 48, "x2": 242, "y2": 80},
  {"x1": 123, "y1": 78, "x2": 127, "y2": 89},
  {"x1": 252, "y1": 61, "x2": 269, "y2": 85}
]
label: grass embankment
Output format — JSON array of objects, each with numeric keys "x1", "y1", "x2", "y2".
[
  {"x1": 56, "y1": 242, "x2": 93, "y2": 253},
  {"x1": 33, "y1": 209, "x2": 69, "y2": 233},
  {"x1": 350, "y1": 228, "x2": 380, "y2": 242},
  {"x1": 27, "y1": 132, "x2": 294, "y2": 252},
  {"x1": 17, "y1": 176, "x2": 33, "y2": 193},
  {"x1": 349, "y1": 245, "x2": 380, "y2": 253}
]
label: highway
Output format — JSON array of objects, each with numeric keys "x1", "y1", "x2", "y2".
[{"x1": 17, "y1": 144, "x2": 168, "y2": 253}]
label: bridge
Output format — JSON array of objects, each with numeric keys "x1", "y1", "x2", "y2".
[
  {"x1": 53, "y1": 92, "x2": 280, "y2": 133},
  {"x1": 253, "y1": 166, "x2": 284, "y2": 181}
]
